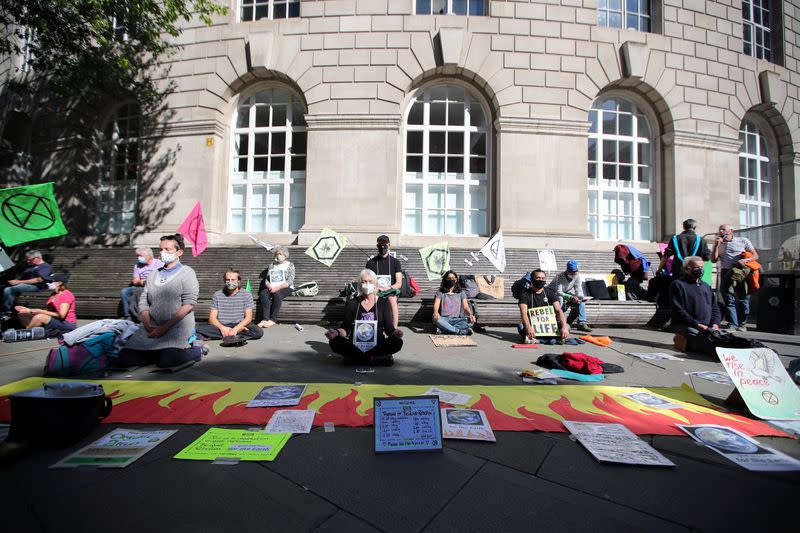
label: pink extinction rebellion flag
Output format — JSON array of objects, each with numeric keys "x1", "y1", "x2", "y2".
[{"x1": 178, "y1": 201, "x2": 208, "y2": 256}]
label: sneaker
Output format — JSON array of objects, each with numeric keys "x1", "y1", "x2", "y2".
[
  {"x1": 574, "y1": 322, "x2": 593, "y2": 333},
  {"x1": 458, "y1": 328, "x2": 473, "y2": 336},
  {"x1": 435, "y1": 328, "x2": 443, "y2": 334},
  {"x1": 258, "y1": 320, "x2": 276, "y2": 328},
  {"x1": 524, "y1": 336, "x2": 536, "y2": 345},
  {"x1": 473, "y1": 324, "x2": 487, "y2": 333}
]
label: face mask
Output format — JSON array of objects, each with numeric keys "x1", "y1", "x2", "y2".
[
  {"x1": 275, "y1": 254, "x2": 286, "y2": 263},
  {"x1": 377, "y1": 245, "x2": 388, "y2": 255},
  {"x1": 532, "y1": 279, "x2": 546, "y2": 289},
  {"x1": 444, "y1": 279, "x2": 456, "y2": 289},
  {"x1": 225, "y1": 281, "x2": 239, "y2": 290},
  {"x1": 160, "y1": 251, "x2": 178, "y2": 264},
  {"x1": 47, "y1": 282, "x2": 58, "y2": 291},
  {"x1": 361, "y1": 282, "x2": 375, "y2": 295},
  {"x1": 137, "y1": 256, "x2": 147, "y2": 264},
  {"x1": 690, "y1": 267, "x2": 704, "y2": 280}
]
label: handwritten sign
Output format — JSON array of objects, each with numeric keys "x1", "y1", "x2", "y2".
[
  {"x1": 563, "y1": 421, "x2": 674, "y2": 466},
  {"x1": 717, "y1": 347, "x2": 800, "y2": 420},
  {"x1": 174, "y1": 428, "x2": 290, "y2": 461},
  {"x1": 528, "y1": 305, "x2": 558, "y2": 337},
  {"x1": 264, "y1": 409, "x2": 316, "y2": 434},
  {"x1": 537, "y1": 249, "x2": 557, "y2": 271},
  {"x1": 374, "y1": 396, "x2": 442, "y2": 453}
]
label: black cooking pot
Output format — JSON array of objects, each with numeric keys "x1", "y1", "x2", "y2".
[{"x1": 9, "y1": 382, "x2": 112, "y2": 447}]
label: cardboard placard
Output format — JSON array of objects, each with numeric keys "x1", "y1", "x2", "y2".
[
  {"x1": 717, "y1": 347, "x2": 800, "y2": 420},
  {"x1": 374, "y1": 396, "x2": 442, "y2": 453},
  {"x1": 528, "y1": 305, "x2": 558, "y2": 337},
  {"x1": 269, "y1": 269, "x2": 286, "y2": 284}
]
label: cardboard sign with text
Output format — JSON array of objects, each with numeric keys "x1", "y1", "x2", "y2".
[{"x1": 528, "y1": 305, "x2": 558, "y2": 337}]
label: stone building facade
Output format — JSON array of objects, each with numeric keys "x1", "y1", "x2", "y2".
[{"x1": 5, "y1": 1, "x2": 800, "y2": 250}]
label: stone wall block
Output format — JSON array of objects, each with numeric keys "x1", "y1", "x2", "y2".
[
  {"x1": 247, "y1": 31, "x2": 275, "y2": 74},
  {"x1": 436, "y1": 28, "x2": 464, "y2": 66},
  {"x1": 620, "y1": 41, "x2": 649, "y2": 78},
  {"x1": 759, "y1": 70, "x2": 787, "y2": 109},
  {"x1": 596, "y1": 43, "x2": 621, "y2": 82},
  {"x1": 411, "y1": 33, "x2": 437, "y2": 71}
]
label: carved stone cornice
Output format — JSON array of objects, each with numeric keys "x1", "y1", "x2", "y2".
[
  {"x1": 494, "y1": 117, "x2": 591, "y2": 137},
  {"x1": 304, "y1": 114, "x2": 402, "y2": 131},
  {"x1": 662, "y1": 131, "x2": 741, "y2": 153}
]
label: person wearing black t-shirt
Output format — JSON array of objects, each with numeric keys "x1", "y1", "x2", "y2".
[
  {"x1": 365, "y1": 234, "x2": 403, "y2": 328},
  {"x1": 516, "y1": 269, "x2": 569, "y2": 344}
]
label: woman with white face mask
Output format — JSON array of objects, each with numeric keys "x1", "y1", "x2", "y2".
[
  {"x1": 324, "y1": 268, "x2": 403, "y2": 366},
  {"x1": 120, "y1": 246, "x2": 163, "y2": 320},
  {"x1": 258, "y1": 246, "x2": 295, "y2": 328},
  {"x1": 115, "y1": 233, "x2": 203, "y2": 369},
  {"x1": 14, "y1": 272, "x2": 77, "y2": 338}
]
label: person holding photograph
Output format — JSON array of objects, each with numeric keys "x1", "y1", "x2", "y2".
[
  {"x1": 258, "y1": 246, "x2": 295, "y2": 328},
  {"x1": 325, "y1": 268, "x2": 403, "y2": 366}
]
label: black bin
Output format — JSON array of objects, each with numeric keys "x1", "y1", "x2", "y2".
[{"x1": 757, "y1": 272, "x2": 800, "y2": 335}]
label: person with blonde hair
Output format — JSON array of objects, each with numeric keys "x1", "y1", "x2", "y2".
[
  {"x1": 324, "y1": 269, "x2": 402, "y2": 366},
  {"x1": 120, "y1": 246, "x2": 163, "y2": 320},
  {"x1": 258, "y1": 246, "x2": 295, "y2": 328}
]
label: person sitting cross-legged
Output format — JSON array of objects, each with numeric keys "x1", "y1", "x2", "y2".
[
  {"x1": 325, "y1": 268, "x2": 402, "y2": 366},
  {"x1": 195, "y1": 269, "x2": 262, "y2": 343},
  {"x1": 432, "y1": 270, "x2": 475, "y2": 335},
  {"x1": 547, "y1": 259, "x2": 592, "y2": 332},
  {"x1": 517, "y1": 268, "x2": 569, "y2": 344},
  {"x1": 669, "y1": 256, "x2": 721, "y2": 356}
]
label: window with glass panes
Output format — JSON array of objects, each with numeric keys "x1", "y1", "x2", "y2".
[
  {"x1": 738, "y1": 120, "x2": 772, "y2": 228},
  {"x1": 598, "y1": 0, "x2": 651, "y2": 32},
  {"x1": 230, "y1": 88, "x2": 306, "y2": 233},
  {"x1": 587, "y1": 98, "x2": 653, "y2": 241},
  {"x1": 404, "y1": 85, "x2": 489, "y2": 236},
  {"x1": 241, "y1": 0, "x2": 300, "y2": 21},
  {"x1": 97, "y1": 103, "x2": 139, "y2": 234},
  {"x1": 415, "y1": 0, "x2": 487, "y2": 16},
  {"x1": 742, "y1": 0, "x2": 772, "y2": 61}
]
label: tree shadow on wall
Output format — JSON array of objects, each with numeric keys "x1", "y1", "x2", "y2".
[{"x1": 0, "y1": 70, "x2": 181, "y2": 250}]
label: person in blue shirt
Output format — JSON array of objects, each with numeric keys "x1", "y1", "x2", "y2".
[{"x1": 1, "y1": 250, "x2": 53, "y2": 318}]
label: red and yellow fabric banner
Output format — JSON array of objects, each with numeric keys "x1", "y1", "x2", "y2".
[{"x1": 0, "y1": 377, "x2": 786, "y2": 437}]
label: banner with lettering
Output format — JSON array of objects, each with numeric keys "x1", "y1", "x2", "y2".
[{"x1": 528, "y1": 305, "x2": 559, "y2": 337}]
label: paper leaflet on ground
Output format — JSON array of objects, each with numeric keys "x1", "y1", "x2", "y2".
[
  {"x1": 51, "y1": 429, "x2": 177, "y2": 468},
  {"x1": 264, "y1": 409, "x2": 316, "y2": 434},
  {"x1": 175, "y1": 428, "x2": 290, "y2": 461},
  {"x1": 629, "y1": 352, "x2": 685, "y2": 361},
  {"x1": 247, "y1": 234, "x2": 275, "y2": 251},
  {"x1": 620, "y1": 392, "x2": 684, "y2": 410},
  {"x1": 563, "y1": 421, "x2": 674, "y2": 466},
  {"x1": 685, "y1": 371, "x2": 733, "y2": 385},
  {"x1": 423, "y1": 387, "x2": 472, "y2": 406},
  {"x1": 479, "y1": 230, "x2": 506, "y2": 272},
  {"x1": 374, "y1": 396, "x2": 442, "y2": 453},
  {"x1": 247, "y1": 385, "x2": 307, "y2": 408},
  {"x1": 678, "y1": 424, "x2": 800, "y2": 471},
  {"x1": 441, "y1": 408, "x2": 496, "y2": 442},
  {"x1": 305, "y1": 228, "x2": 347, "y2": 267},
  {"x1": 716, "y1": 347, "x2": 800, "y2": 420},
  {"x1": 518, "y1": 369, "x2": 559, "y2": 385},
  {"x1": 537, "y1": 249, "x2": 558, "y2": 272}
]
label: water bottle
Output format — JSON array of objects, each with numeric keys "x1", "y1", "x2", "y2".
[{"x1": 2, "y1": 327, "x2": 46, "y2": 343}]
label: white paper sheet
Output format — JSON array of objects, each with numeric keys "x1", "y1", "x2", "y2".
[
  {"x1": 264, "y1": 409, "x2": 316, "y2": 434},
  {"x1": 537, "y1": 249, "x2": 558, "y2": 272},
  {"x1": 628, "y1": 352, "x2": 685, "y2": 361},
  {"x1": 51, "y1": 429, "x2": 176, "y2": 469},
  {"x1": 563, "y1": 421, "x2": 674, "y2": 466},
  {"x1": 423, "y1": 387, "x2": 472, "y2": 406},
  {"x1": 684, "y1": 371, "x2": 733, "y2": 385},
  {"x1": 768, "y1": 420, "x2": 800, "y2": 437},
  {"x1": 679, "y1": 424, "x2": 800, "y2": 471}
]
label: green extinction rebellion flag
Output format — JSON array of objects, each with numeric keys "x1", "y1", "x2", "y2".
[{"x1": 0, "y1": 183, "x2": 68, "y2": 246}]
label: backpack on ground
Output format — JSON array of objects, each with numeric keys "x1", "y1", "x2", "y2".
[
  {"x1": 399, "y1": 271, "x2": 419, "y2": 298},
  {"x1": 458, "y1": 275, "x2": 480, "y2": 298},
  {"x1": 293, "y1": 281, "x2": 319, "y2": 297},
  {"x1": 511, "y1": 272, "x2": 532, "y2": 300},
  {"x1": 44, "y1": 332, "x2": 117, "y2": 377}
]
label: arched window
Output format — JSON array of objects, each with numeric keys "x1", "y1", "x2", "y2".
[
  {"x1": 738, "y1": 119, "x2": 772, "y2": 228},
  {"x1": 587, "y1": 97, "x2": 653, "y2": 241},
  {"x1": 98, "y1": 103, "x2": 139, "y2": 234},
  {"x1": 403, "y1": 84, "x2": 489, "y2": 236},
  {"x1": 230, "y1": 87, "x2": 306, "y2": 233}
]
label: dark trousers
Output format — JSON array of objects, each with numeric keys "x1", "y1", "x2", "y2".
[
  {"x1": 672, "y1": 323, "x2": 717, "y2": 356},
  {"x1": 329, "y1": 335, "x2": 402, "y2": 364},
  {"x1": 115, "y1": 346, "x2": 203, "y2": 368},
  {"x1": 259, "y1": 287, "x2": 293, "y2": 321},
  {"x1": 195, "y1": 322, "x2": 263, "y2": 341}
]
